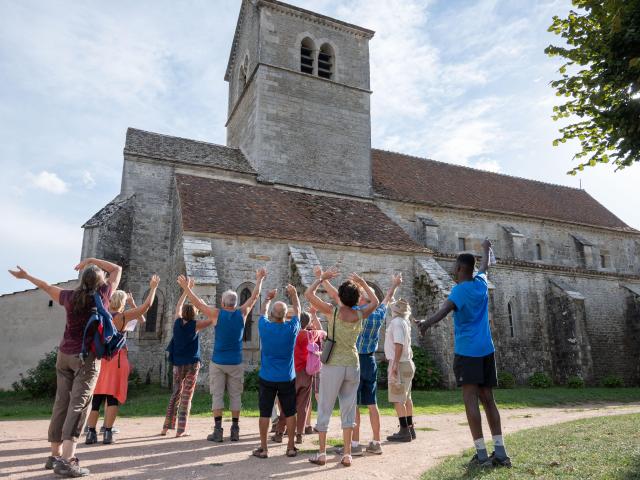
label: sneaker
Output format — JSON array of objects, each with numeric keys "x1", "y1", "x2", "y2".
[
  {"x1": 334, "y1": 445, "x2": 364, "y2": 457},
  {"x1": 409, "y1": 425, "x2": 416, "y2": 440},
  {"x1": 295, "y1": 434, "x2": 303, "y2": 444},
  {"x1": 304, "y1": 426, "x2": 314, "y2": 435},
  {"x1": 85, "y1": 430, "x2": 98, "y2": 445},
  {"x1": 366, "y1": 441, "x2": 383, "y2": 455},
  {"x1": 271, "y1": 432, "x2": 283, "y2": 443},
  {"x1": 386, "y1": 427, "x2": 412, "y2": 443},
  {"x1": 230, "y1": 424, "x2": 240, "y2": 442},
  {"x1": 468, "y1": 453, "x2": 494, "y2": 468},
  {"x1": 103, "y1": 429, "x2": 114, "y2": 444},
  {"x1": 100, "y1": 425, "x2": 119, "y2": 434},
  {"x1": 207, "y1": 426, "x2": 224, "y2": 442},
  {"x1": 53, "y1": 457, "x2": 90, "y2": 477},
  {"x1": 45, "y1": 455, "x2": 61, "y2": 470},
  {"x1": 490, "y1": 452, "x2": 512, "y2": 468}
]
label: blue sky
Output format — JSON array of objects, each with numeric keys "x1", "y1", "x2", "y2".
[{"x1": 1, "y1": 0, "x2": 638, "y2": 295}]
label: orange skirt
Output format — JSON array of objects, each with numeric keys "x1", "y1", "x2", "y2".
[{"x1": 93, "y1": 348, "x2": 130, "y2": 405}]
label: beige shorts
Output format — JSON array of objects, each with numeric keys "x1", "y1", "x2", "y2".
[
  {"x1": 388, "y1": 360, "x2": 415, "y2": 404},
  {"x1": 209, "y1": 362, "x2": 244, "y2": 411}
]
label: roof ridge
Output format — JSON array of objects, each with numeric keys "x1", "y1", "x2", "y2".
[
  {"x1": 126, "y1": 127, "x2": 240, "y2": 153},
  {"x1": 371, "y1": 147, "x2": 587, "y2": 194}
]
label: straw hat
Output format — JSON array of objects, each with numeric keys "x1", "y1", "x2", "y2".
[{"x1": 391, "y1": 298, "x2": 411, "y2": 317}]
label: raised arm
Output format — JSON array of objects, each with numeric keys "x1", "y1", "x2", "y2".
[
  {"x1": 8, "y1": 266, "x2": 62, "y2": 303},
  {"x1": 286, "y1": 284, "x2": 301, "y2": 318},
  {"x1": 305, "y1": 270, "x2": 337, "y2": 316},
  {"x1": 314, "y1": 265, "x2": 340, "y2": 304},
  {"x1": 126, "y1": 292, "x2": 146, "y2": 323},
  {"x1": 414, "y1": 299, "x2": 456, "y2": 335},
  {"x1": 240, "y1": 268, "x2": 267, "y2": 319},
  {"x1": 75, "y1": 257, "x2": 123, "y2": 291},
  {"x1": 174, "y1": 277, "x2": 194, "y2": 319},
  {"x1": 478, "y1": 239, "x2": 491, "y2": 275},
  {"x1": 349, "y1": 273, "x2": 379, "y2": 318},
  {"x1": 261, "y1": 289, "x2": 277, "y2": 316},
  {"x1": 308, "y1": 306, "x2": 324, "y2": 333},
  {"x1": 122, "y1": 275, "x2": 160, "y2": 322},
  {"x1": 177, "y1": 275, "x2": 218, "y2": 319},
  {"x1": 382, "y1": 273, "x2": 403, "y2": 307}
]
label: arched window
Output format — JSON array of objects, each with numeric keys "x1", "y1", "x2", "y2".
[
  {"x1": 507, "y1": 300, "x2": 516, "y2": 338},
  {"x1": 237, "y1": 283, "x2": 255, "y2": 342},
  {"x1": 300, "y1": 37, "x2": 315, "y2": 75},
  {"x1": 367, "y1": 282, "x2": 384, "y2": 305},
  {"x1": 535, "y1": 243, "x2": 543, "y2": 261},
  {"x1": 145, "y1": 297, "x2": 159, "y2": 333},
  {"x1": 318, "y1": 43, "x2": 334, "y2": 80},
  {"x1": 142, "y1": 289, "x2": 164, "y2": 337}
]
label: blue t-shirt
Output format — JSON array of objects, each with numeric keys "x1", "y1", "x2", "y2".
[
  {"x1": 166, "y1": 318, "x2": 200, "y2": 366},
  {"x1": 212, "y1": 309, "x2": 245, "y2": 365},
  {"x1": 448, "y1": 272, "x2": 495, "y2": 357},
  {"x1": 258, "y1": 314, "x2": 300, "y2": 382}
]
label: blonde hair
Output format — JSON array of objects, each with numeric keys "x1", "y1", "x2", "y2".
[{"x1": 109, "y1": 290, "x2": 127, "y2": 313}]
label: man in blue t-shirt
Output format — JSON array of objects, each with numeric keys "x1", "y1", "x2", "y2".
[
  {"x1": 416, "y1": 240, "x2": 511, "y2": 469},
  {"x1": 253, "y1": 284, "x2": 301, "y2": 459}
]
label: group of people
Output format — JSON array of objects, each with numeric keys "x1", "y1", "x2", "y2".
[{"x1": 9, "y1": 238, "x2": 511, "y2": 477}]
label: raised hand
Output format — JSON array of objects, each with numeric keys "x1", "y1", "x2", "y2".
[
  {"x1": 256, "y1": 267, "x2": 267, "y2": 281},
  {"x1": 348, "y1": 272, "x2": 365, "y2": 285},
  {"x1": 188, "y1": 277, "x2": 195, "y2": 289},
  {"x1": 265, "y1": 289, "x2": 278, "y2": 301},
  {"x1": 149, "y1": 275, "x2": 160, "y2": 289},
  {"x1": 126, "y1": 292, "x2": 136, "y2": 307},
  {"x1": 392, "y1": 273, "x2": 403, "y2": 287},
  {"x1": 286, "y1": 284, "x2": 297, "y2": 299},
  {"x1": 177, "y1": 275, "x2": 188, "y2": 289},
  {"x1": 321, "y1": 266, "x2": 339, "y2": 281},
  {"x1": 74, "y1": 258, "x2": 92, "y2": 272},
  {"x1": 313, "y1": 265, "x2": 322, "y2": 279},
  {"x1": 8, "y1": 265, "x2": 28, "y2": 279}
]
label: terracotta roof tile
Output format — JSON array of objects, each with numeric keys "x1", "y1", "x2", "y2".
[
  {"x1": 176, "y1": 174, "x2": 428, "y2": 253},
  {"x1": 372, "y1": 149, "x2": 632, "y2": 231}
]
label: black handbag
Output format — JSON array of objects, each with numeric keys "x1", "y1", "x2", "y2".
[{"x1": 320, "y1": 308, "x2": 338, "y2": 364}]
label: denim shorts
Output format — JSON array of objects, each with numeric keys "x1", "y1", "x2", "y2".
[{"x1": 357, "y1": 353, "x2": 378, "y2": 406}]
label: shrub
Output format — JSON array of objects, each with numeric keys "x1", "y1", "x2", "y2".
[
  {"x1": 601, "y1": 374, "x2": 624, "y2": 388},
  {"x1": 412, "y1": 347, "x2": 441, "y2": 389},
  {"x1": 567, "y1": 375, "x2": 585, "y2": 389},
  {"x1": 528, "y1": 372, "x2": 553, "y2": 389},
  {"x1": 497, "y1": 371, "x2": 516, "y2": 389},
  {"x1": 377, "y1": 358, "x2": 388, "y2": 385},
  {"x1": 128, "y1": 368, "x2": 142, "y2": 389},
  {"x1": 244, "y1": 369, "x2": 260, "y2": 392},
  {"x1": 12, "y1": 349, "x2": 58, "y2": 398}
]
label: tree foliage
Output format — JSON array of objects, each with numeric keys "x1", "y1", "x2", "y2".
[{"x1": 545, "y1": 0, "x2": 640, "y2": 174}]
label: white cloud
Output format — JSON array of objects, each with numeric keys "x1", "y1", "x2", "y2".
[
  {"x1": 471, "y1": 159, "x2": 501, "y2": 173},
  {"x1": 27, "y1": 171, "x2": 68, "y2": 194},
  {"x1": 82, "y1": 171, "x2": 96, "y2": 189}
]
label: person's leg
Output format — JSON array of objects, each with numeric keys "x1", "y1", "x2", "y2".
[
  {"x1": 394, "y1": 401, "x2": 407, "y2": 418},
  {"x1": 463, "y1": 384, "x2": 488, "y2": 461},
  {"x1": 275, "y1": 398, "x2": 286, "y2": 435},
  {"x1": 295, "y1": 370, "x2": 312, "y2": 435},
  {"x1": 48, "y1": 353, "x2": 74, "y2": 459},
  {"x1": 257, "y1": 378, "x2": 278, "y2": 454},
  {"x1": 337, "y1": 366, "x2": 360, "y2": 460},
  {"x1": 176, "y1": 363, "x2": 200, "y2": 436},
  {"x1": 163, "y1": 365, "x2": 185, "y2": 433},
  {"x1": 87, "y1": 395, "x2": 104, "y2": 429},
  {"x1": 227, "y1": 364, "x2": 244, "y2": 440},
  {"x1": 103, "y1": 399, "x2": 119, "y2": 428},
  {"x1": 279, "y1": 380, "x2": 298, "y2": 453},
  {"x1": 479, "y1": 385, "x2": 510, "y2": 462},
  {"x1": 368, "y1": 404, "x2": 381, "y2": 442},
  {"x1": 313, "y1": 365, "x2": 342, "y2": 462},
  {"x1": 209, "y1": 362, "x2": 225, "y2": 436},
  {"x1": 353, "y1": 408, "x2": 361, "y2": 443}
]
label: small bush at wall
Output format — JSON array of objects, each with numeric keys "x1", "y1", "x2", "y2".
[
  {"x1": 377, "y1": 359, "x2": 388, "y2": 384},
  {"x1": 12, "y1": 349, "x2": 58, "y2": 398},
  {"x1": 528, "y1": 372, "x2": 553, "y2": 389},
  {"x1": 601, "y1": 375, "x2": 624, "y2": 388},
  {"x1": 128, "y1": 369, "x2": 143, "y2": 389},
  {"x1": 567, "y1": 376, "x2": 585, "y2": 388},
  {"x1": 244, "y1": 369, "x2": 260, "y2": 392},
  {"x1": 412, "y1": 348, "x2": 442, "y2": 389},
  {"x1": 497, "y1": 371, "x2": 516, "y2": 389}
]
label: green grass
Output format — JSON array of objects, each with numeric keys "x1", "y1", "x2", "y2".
[
  {"x1": 1, "y1": 385, "x2": 640, "y2": 421},
  {"x1": 421, "y1": 413, "x2": 640, "y2": 479}
]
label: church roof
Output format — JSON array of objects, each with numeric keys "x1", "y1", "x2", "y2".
[
  {"x1": 175, "y1": 174, "x2": 428, "y2": 253},
  {"x1": 83, "y1": 194, "x2": 134, "y2": 228},
  {"x1": 371, "y1": 149, "x2": 633, "y2": 232},
  {"x1": 124, "y1": 128, "x2": 255, "y2": 174}
]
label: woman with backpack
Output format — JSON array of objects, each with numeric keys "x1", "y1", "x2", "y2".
[
  {"x1": 162, "y1": 276, "x2": 215, "y2": 437},
  {"x1": 85, "y1": 275, "x2": 160, "y2": 445},
  {"x1": 272, "y1": 306, "x2": 325, "y2": 444},
  {"x1": 9, "y1": 257, "x2": 122, "y2": 478}
]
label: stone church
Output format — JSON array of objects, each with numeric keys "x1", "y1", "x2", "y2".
[{"x1": 5, "y1": 0, "x2": 639, "y2": 389}]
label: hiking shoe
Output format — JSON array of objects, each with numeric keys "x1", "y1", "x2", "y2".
[
  {"x1": 295, "y1": 434, "x2": 303, "y2": 444},
  {"x1": 207, "y1": 427, "x2": 224, "y2": 442},
  {"x1": 45, "y1": 455, "x2": 61, "y2": 470},
  {"x1": 409, "y1": 425, "x2": 416, "y2": 440},
  {"x1": 103, "y1": 429, "x2": 114, "y2": 444},
  {"x1": 304, "y1": 426, "x2": 314, "y2": 435},
  {"x1": 270, "y1": 421, "x2": 278, "y2": 433},
  {"x1": 386, "y1": 427, "x2": 412, "y2": 442},
  {"x1": 99, "y1": 425, "x2": 119, "y2": 434},
  {"x1": 468, "y1": 453, "x2": 493, "y2": 468},
  {"x1": 53, "y1": 457, "x2": 90, "y2": 477},
  {"x1": 271, "y1": 432, "x2": 283, "y2": 443},
  {"x1": 85, "y1": 430, "x2": 98, "y2": 445},
  {"x1": 334, "y1": 445, "x2": 364, "y2": 457},
  {"x1": 366, "y1": 442, "x2": 383, "y2": 455},
  {"x1": 230, "y1": 424, "x2": 240, "y2": 441},
  {"x1": 490, "y1": 452, "x2": 512, "y2": 468}
]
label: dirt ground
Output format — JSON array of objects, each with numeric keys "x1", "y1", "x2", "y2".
[{"x1": 2, "y1": 402, "x2": 639, "y2": 480}]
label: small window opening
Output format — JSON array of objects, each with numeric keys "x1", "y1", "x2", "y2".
[
  {"x1": 48, "y1": 300, "x2": 53, "y2": 307},
  {"x1": 507, "y1": 301, "x2": 515, "y2": 338},
  {"x1": 318, "y1": 43, "x2": 334, "y2": 79},
  {"x1": 535, "y1": 243, "x2": 542, "y2": 261},
  {"x1": 240, "y1": 287, "x2": 253, "y2": 342},
  {"x1": 458, "y1": 237, "x2": 466, "y2": 251},
  {"x1": 300, "y1": 38, "x2": 314, "y2": 74},
  {"x1": 600, "y1": 254, "x2": 606, "y2": 268},
  {"x1": 145, "y1": 297, "x2": 159, "y2": 333}
]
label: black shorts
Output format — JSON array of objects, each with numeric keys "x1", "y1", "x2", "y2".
[
  {"x1": 258, "y1": 377, "x2": 296, "y2": 418},
  {"x1": 453, "y1": 353, "x2": 498, "y2": 387}
]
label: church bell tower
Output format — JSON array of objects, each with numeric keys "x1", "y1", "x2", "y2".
[{"x1": 225, "y1": 0, "x2": 375, "y2": 198}]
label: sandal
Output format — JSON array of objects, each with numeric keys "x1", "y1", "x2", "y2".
[
  {"x1": 308, "y1": 453, "x2": 326, "y2": 466},
  {"x1": 341, "y1": 454, "x2": 353, "y2": 467},
  {"x1": 252, "y1": 447, "x2": 268, "y2": 459},
  {"x1": 286, "y1": 447, "x2": 299, "y2": 457}
]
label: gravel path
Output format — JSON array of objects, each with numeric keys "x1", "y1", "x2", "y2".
[{"x1": 2, "y1": 402, "x2": 639, "y2": 479}]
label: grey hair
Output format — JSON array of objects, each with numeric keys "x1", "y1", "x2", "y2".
[{"x1": 221, "y1": 290, "x2": 238, "y2": 308}]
